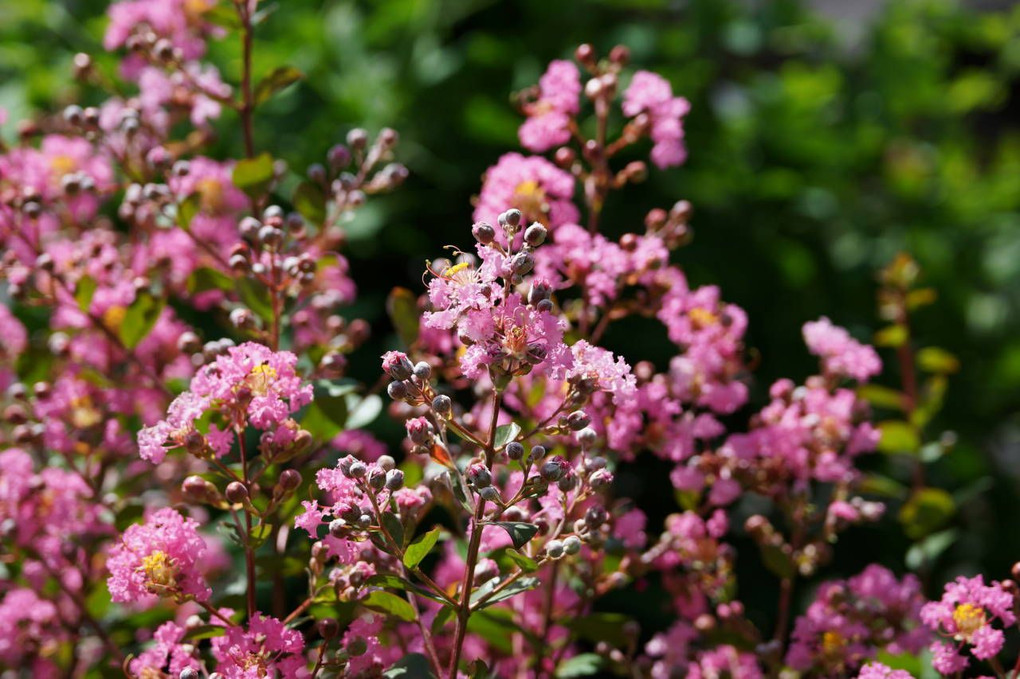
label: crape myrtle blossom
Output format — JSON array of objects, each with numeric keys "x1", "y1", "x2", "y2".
[
  {"x1": 622, "y1": 70, "x2": 691, "y2": 169},
  {"x1": 106, "y1": 507, "x2": 211, "y2": 606},
  {"x1": 803, "y1": 316, "x2": 882, "y2": 382},
  {"x1": 518, "y1": 60, "x2": 582, "y2": 152},
  {"x1": 856, "y1": 664, "x2": 918, "y2": 679},
  {"x1": 786, "y1": 565, "x2": 928, "y2": 675},
  {"x1": 127, "y1": 620, "x2": 202, "y2": 677},
  {"x1": 0, "y1": 588, "x2": 65, "y2": 677},
  {"x1": 104, "y1": 0, "x2": 221, "y2": 77},
  {"x1": 138, "y1": 342, "x2": 312, "y2": 463},
  {"x1": 211, "y1": 613, "x2": 309, "y2": 679},
  {"x1": 920, "y1": 575, "x2": 1017, "y2": 675},
  {"x1": 474, "y1": 153, "x2": 579, "y2": 234}
]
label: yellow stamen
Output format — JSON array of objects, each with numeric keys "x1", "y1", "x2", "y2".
[
  {"x1": 952, "y1": 603, "x2": 986, "y2": 639},
  {"x1": 140, "y1": 550, "x2": 178, "y2": 593},
  {"x1": 688, "y1": 307, "x2": 718, "y2": 330}
]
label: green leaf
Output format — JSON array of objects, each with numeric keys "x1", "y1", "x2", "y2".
[
  {"x1": 568, "y1": 613, "x2": 631, "y2": 647},
  {"x1": 177, "y1": 193, "x2": 201, "y2": 229},
  {"x1": 382, "y1": 511, "x2": 405, "y2": 550},
  {"x1": 905, "y1": 528, "x2": 958, "y2": 570},
  {"x1": 556, "y1": 653, "x2": 603, "y2": 678},
  {"x1": 292, "y1": 181, "x2": 326, "y2": 223},
  {"x1": 254, "y1": 66, "x2": 303, "y2": 105},
  {"x1": 362, "y1": 590, "x2": 416, "y2": 622},
  {"x1": 346, "y1": 393, "x2": 383, "y2": 430},
  {"x1": 205, "y1": 4, "x2": 242, "y2": 28},
  {"x1": 383, "y1": 653, "x2": 434, "y2": 678},
  {"x1": 249, "y1": 522, "x2": 273, "y2": 549},
  {"x1": 471, "y1": 576, "x2": 540, "y2": 608},
  {"x1": 874, "y1": 324, "x2": 908, "y2": 348},
  {"x1": 497, "y1": 547, "x2": 539, "y2": 573},
  {"x1": 494, "y1": 423, "x2": 521, "y2": 450},
  {"x1": 877, "y1": 420, "x2": 920, "y2": 455},
  {"x1": 187, "y1": 266, "x2": 233, "y2": 296},
  {"x1": 387, "y1": 287, "x2": 420, "y2": 347},
  {"x1": 238, "y1": 277, "x2": 273, "y2": 322},
  {"x1": 489, "y1": 521, "x2": 538, "y2": 550},
  {"x1": 917, "y1": 347, "x2": 960, "y2": 374},
  {"x1": 118, "y1": 293, "x2": 165, "y2": 349},
  {"x1": 858, "y1": 473, "x2": 908, "y2": 499},
  {"x1": 232, "y1": 153, "x2": 275, "y2": 196},
  {"x1": 759, "y1": 543, "x2": 795, "y2": 579},
  {"x1": 404, "y1": 526, "x2": 441, "y2": 569},
  {"x1": 898, "y1": 488, "x2": 956, "y2": 540},
  {"x1": 857, "y1": 384, "x2": 906, "y2": 411},
  {"x1": 466, "y1": 608, "x2": 517, "y2": 653},
  {"x1": 75, "y1": 276, "x2": 97, "y2": 312},
  {"x1": 431, "y1": 605, "x2": 455, "y2": 635}
]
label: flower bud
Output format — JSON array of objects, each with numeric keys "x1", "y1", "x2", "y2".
[
  {"x1": 566, "y1": 410, "x2": 591, "y2": 431},
  {"x1": 329, "y1": 519, "x2": 346, "y2": 538},
  {"x1": 505, "y1": 441, "x2": 525, "y2": 461},
  {"x1": 563, "y1": 535, "x2": 582, "y2": 555},
  {"x1": 545, "y1": 540, "x2": 564, "y2": 558},
  {"x1": 368, "y1": 467, "x2": 387, "y2": 491},
  {"x1": 405, "y1": 417, "x2": 434, "y2": 445},
  {"x1": 318, "y1": 618, "x2": 339, "y2": 639},
  {"x1": 378, "y1": 127, "x2": 399, "y2": 147},
  {"x1": 472, "y1": 222, "x2": 496, "y2": 245},
  {"x1": 180, "y1": 669, "x2": 200, "y2": 679},
  {"x1": 385, "y1": 469, "x2": 405, "y2": 491},
  {"x1": 510, "y1": 252, "x2": 535, "y2": 275},
  {"x1": 328, "y1": 144, "x2": 351, "y2": 170},
  {"x1": 609, "y1": 45, "x2": 630, "y2": 65},
  {"x1": 387, "y1": 380, "x2": 409, "y2": 400},
  {"x1": 347, "y1": 128, "x2": 368, "y2": 149},
  {"x1": 225, "y1": 482, "x2": 248, "y2": 504},
  {"x1": 432, "y1": 394, "x2": 452, "y2": 416},
  {"x1": 502, "y1": 209, "x2": 522, "y2": 228},
  {"x1": 479, "y1": 486, "x2": 501, "y2": 504},
  {"x1": 524, "y1": 222, "x2": 547, "y2": 247},
  {"x1": 279, "y1": 469, "x2": 301, "y2": 491},
  {"x1": 413, "y1": 361, "x2": 432, "y2": 380},
  {"x1": 347, "y1": 461, "x2": 367, "y2": 479},
  {"x1": 588, "y1": 468, "x2": 613, "y2": 490},
  {"x1": 576, "y1": 427, "x2": 597, "y2": 447},
  {"x1": 467, "y1": 464, "x2": 492, "y2": 489},
  {"x1": 540, "y1": 457, "x2": 567, "y2": 482},
  {"x1": 382, "y1": 351, "x2": 414, "y2": 380},
  {"x1": 377, "y1": 455, "x2": 395, "y2": 471}
]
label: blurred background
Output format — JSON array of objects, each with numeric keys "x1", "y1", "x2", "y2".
[{"x1": 3, "y1": 0, "x2": 1019, "y2": 635}]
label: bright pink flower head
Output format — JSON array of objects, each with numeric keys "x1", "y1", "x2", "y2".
[
  {"x1": 107, "y1": 507, "x2": 211, "y2": 606},
  {"x1": 187, "y1": 342, "x2": 311, "y2": 429},
  {"x1": 622, "y1": 70, "x2": 691, "y2": 169},
  {"x1": 856, "y1": 663, "x2": 916, "y2": 679},
  {"x1": 474, "y1": 153, "x2": 579, "y2": 233},
  {"x1": 519, "y1": 60, "x2": 581, "y2": 152},
  {"x1": 0, "y1": 588, "x2": 64, "y2": 672},
  {"x1": 128, "y1": 621, "x2": 202, "y2": 677},
  {"x1": 803, "y1": 317, "x2": 882, "y2": 382},
  {"x1": 920, "y1": 575, "x2": 1016, "y2": 673},
  {"x1": 555, "y1": 340, "x2": 636, "y2": 405},
  {"x1": 104, "y1": 0, "x2": 220, "y2": 64},
  {"x1": 211, "y1": 613, "x2": 308, "y2": 678}
]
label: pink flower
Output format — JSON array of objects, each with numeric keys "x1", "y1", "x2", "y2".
[
  {"x1": 519, "y1": 60, "x2": 581, "y2": 152},
  {"x1": 128, "y1": 621, "x2": 202, "y2": 677},
  {"x1": 803, "y1": 317, "x2": 882, "y2": 382},
  {"x1": 0, "y1": 588, "x2": 63, "y2": 672},
  {"x1": 920, "y1": 575, "x2": 1016, "y2": 674},
  {"x1": 555, "y1": 340, "x2": 636, "y2": 404},
  {"x1": 786, "y1": 565, "x2": 928, "y2": 676},
  {"x1": 856, "y1": 663, "x2": 916, "y2": 679},
  {"x1": 104, "y1": 0, "x2": 220, "y2": 66},
  {"x1": 107, "y1": 507, "x2": 211, "y2": 606},
  {"x1": 622, "y1": 71, "x2": 691, "y2": 169},
  {"x1": 474, "y1": 153, "x2": 579, "y2": 233},
  {"x1": 211, "y1": 613, "x2": 308, "y2": 678}
]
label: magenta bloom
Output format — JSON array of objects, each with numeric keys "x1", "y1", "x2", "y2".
[
  {"x1": 555, "y1": 340, "x2": 636, "y2": 404},
  {"x1": 803, "y1": 316, "x2": 882, "y2": 382},
  {"x1": 211, "y1": 613, "x2": 308, "y2": 678},
  {"x1": 920, "y1": 575, "x2": 1016, "y2": 674},
  {"x1": 138, "y1": 342, "x2": 312, "y2": 463},
  {"x1": 104, "y1": 0, "x2": 220, "y2": 65},
  {"x1": 107, "y1": 507, "x2": 211, "y2": 606},
  {"x1": 128, "y1": 621, "x2": 202, "y2": 677},
  {"x1": 786, "y1": 565, "x2": 928, "y2": 675},
  {"x1": 519, "y1": 60, "x2": 581, "y2": 152},
  {"x1": 856, "y1": 663, "x2": 916, "y2": 679},
  {"x1": 474, "y1": 153, "x2": 579, "y2": 232},
  {"x1": 0, "y1": 588, "x2": 63, "y2": 674},
  {"x1": 622, "y1": 70, "x2": 691, "y2": 169}
]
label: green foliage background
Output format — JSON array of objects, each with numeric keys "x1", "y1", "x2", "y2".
[{"x1": 4, "y1": 0, "x2": 1020, "y2": 637}]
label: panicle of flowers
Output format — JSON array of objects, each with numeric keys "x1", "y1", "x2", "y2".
[
  {"x1": 785, "y1": 565, "x2": 928, "y2": 676},
  {"x1": 804, "y1": 316, "x2": 882, "y2": 383},
  {"x1": 920, "y1": 574, "x2": 1018, "y2": 675},
  {"x1": 106, "y1": 506, "x2": 211, "y2": 606},
  {"x1": 138, "y1": 341, "x2": 312, "y2": 464}
]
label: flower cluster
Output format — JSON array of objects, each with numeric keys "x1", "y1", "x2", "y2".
[{"x1": 1, "y1": 10, "x2": 1012, "y2": 679}]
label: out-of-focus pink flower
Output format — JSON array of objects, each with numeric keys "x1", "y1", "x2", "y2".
[
  {"x1": 519, "y1": 60, "x2": 581, "y2": 152},
  {"x1": 622, "y1": 71, "x2": 690, "y2": 169},
  {"x1": 803, "y1": 317, "x2": 882, "y2": 382}
]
